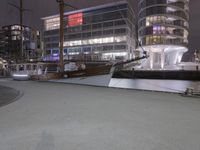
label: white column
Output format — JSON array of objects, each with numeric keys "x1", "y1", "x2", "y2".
[
  {"x1": 150, "y1": 50, "x2": 154, "y2": 69},
  {"x1": 30, "y1": 64, "x2": 33, "y2": 71},
  {"x1": 16, "y1": 65, "x2": 19, "y2": 72},
  {"x1": 161, "y1": 49, "x2": 165, "y2": 69},
  {"x1": 24, "y1": 64, "x2": 27, "y2": 71}
]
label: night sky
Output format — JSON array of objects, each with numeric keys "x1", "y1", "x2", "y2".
[{"x1": 0, "y1": 0, "x2": 199, "y2": 60}]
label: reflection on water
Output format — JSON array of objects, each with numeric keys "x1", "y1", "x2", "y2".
[{"x1": 109, "y1": 79, "x2": 200, "y2": 93}]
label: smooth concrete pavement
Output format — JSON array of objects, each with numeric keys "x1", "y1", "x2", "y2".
[
  {"x1": 0, "y1": 78, "x2": 200, "y2": 150},
  {"x1": 0, "y1": 84, "x2": 21, "y2": 107}
]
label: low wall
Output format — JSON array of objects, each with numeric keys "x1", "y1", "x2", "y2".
[{"x1": 113, "y1": 70, "x2": 200, "y2": 81}]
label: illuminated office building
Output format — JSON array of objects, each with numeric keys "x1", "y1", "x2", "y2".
[
  {"x1": 42, "y1": 0, "x2": 136, "y2": 61},
  {"x1": 138, "y1": 0, "x2": 189, "y2": 69}
]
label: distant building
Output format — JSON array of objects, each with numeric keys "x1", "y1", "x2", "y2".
[
  {"x1": 138, "y1": 0, "x2": 189, "y2": 69},
  {"x1": 0, "y1": 30, "x2": 5, "y2": 57},
  {"x1": 42, "y1": 0, "x2": 137, "y2": 61},
  {"x1": 0, "y1": 24, "x2": 41, "y2": 61},
  {"x1": 194, "y1": 50, "x2": 200, "y2": 63}
]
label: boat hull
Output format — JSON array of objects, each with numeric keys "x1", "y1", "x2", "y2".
[
  {"x1": 31, "y1": 73, "x2": 62, "y2": 81},
  {"x1": 63, "y1": 64, "x2": 112, "y2": 78},
  {"x1": 50, "y1": 73, "x2": 113, "y2": 87}
]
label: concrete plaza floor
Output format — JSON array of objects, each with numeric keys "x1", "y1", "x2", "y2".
[
  {"x1": 0, "y1": 83, "x2": 21, "y2": 107},
  {"x1": 0, "y1": 78, "x2": 200, "y2": 150}
]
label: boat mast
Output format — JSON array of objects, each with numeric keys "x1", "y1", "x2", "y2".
[
  {"x1": 20, "y1": 0, "x2": 23, "y2": 61},
  {"x1": 57, "y1": 0, "x2": 64, "y2": 73},
  {"x1": 56, "y1": 0, "x2": 76, "y2": 73},
  {"x1": 8, "y1": 0, "x2": 31, "y2": 62}
]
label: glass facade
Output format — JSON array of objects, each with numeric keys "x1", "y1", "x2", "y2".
[
  {"x1": 138, "y1": 0, "x2": 189, "y2": 69},
  {"x1": 42, "y1": 1, "x2": 136, "y2": 61}
]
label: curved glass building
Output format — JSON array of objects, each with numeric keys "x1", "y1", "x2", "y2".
[{"x1": 138, "y1": 0, "x2": 189, "y2": 69}]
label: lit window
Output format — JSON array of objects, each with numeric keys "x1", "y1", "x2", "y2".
[
  {"x1": 11, "y1": 25, "x2": 20, "y2": 30},
  {"x1": 12, "y1": 36, "x2": 17, "y2": 40},
  {"x1": 45, "y1": 17, "x2": 60, "y2": 31},
  {"x1": 63, "y1": 36, "x2": 126, "y2": 47},
  {"x1": 102, "y1": 37, "x2": 114, "y2": 43},
  {"x1": 166, "y1": 7, "x2": 176, "y2": 12},
  {"x1": 68, "y1": 13, "x2": 83, "y2": 27},
  {"x1": 146, "y1": 21, "x2": 150, "y2": 26},
  {"x1": 115, "y1": 36, "x2": 127, "y2": 42}
]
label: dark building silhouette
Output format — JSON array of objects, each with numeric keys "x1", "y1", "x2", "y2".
[{"x1": 0, "y1": 24, "x2": 41, "y2": 61}]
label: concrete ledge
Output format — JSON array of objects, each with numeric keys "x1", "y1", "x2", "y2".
[{"x1": 113, "y1": 70, "x2": 200, "y2": 80}]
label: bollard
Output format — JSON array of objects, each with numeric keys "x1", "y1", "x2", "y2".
[{"x1": 185, "y1": 87, "x2": 194, "y2": 95}]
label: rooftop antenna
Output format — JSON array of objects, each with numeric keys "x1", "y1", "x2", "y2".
[
  {"x1": 8, "y1": 0, "x2": 31, "y2": 62},
  {"x1": 56, "y1": 0, "x2": 76, "y2": 73}
]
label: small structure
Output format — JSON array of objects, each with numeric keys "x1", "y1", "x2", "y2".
[
  {"x1": 184, "y1": 87, "x2": 194, "y2": 96},
  {"x1": 183, "y1": 87, "x2": 200, "y2": 98}
]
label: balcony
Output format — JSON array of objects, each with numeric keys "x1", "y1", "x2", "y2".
[{"x1": 141, "y1": 36, "x2": 188, "y2": 47}]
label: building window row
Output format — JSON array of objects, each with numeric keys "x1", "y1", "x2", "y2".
[
  {"x1": 139, "y1": 6, "x2": 188, "y2": 20},
  {"x1": 44, "y1": 17, "x2": 60, "y2": 31},
  {"x1": 139, "y1": 25, "x2": 188, "y2": 37},
  {"x1": 63, "y1": 36, "x2": 127, "y2": 47},
  {"x1": 141, "y1": 35, "x2": 188, "y2": 46},
  {"x1": 44, "y1": 8, "x2": 135, "y2": 31},
  {"x1": 44, "y1": 19, "x2": 132, "y2": 35},
  {"x1": 44, "y1": 28, "x2": 129, "y2": 42},
  {"x1": 66, "y1": 28, "x2": 128, "y2": 39},
  {"x1": 139, "y1": 15, "x2": 188, "y2": 29},
  {"x1": 139, "y1": 0, "x2": 189, "y2": 10},
  {"x1": 46, "y1": 44, "x2": 128, "y2": 57},
  {"x1": 45, "y1": 43, "x2": 59, "y2": 48},
  {"x1": 44, "y1": 19, "x2": 133, "y2": 37}
]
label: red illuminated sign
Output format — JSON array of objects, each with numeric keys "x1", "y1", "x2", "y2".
[{"x1": 68, "y1": 13, "x2": 83, "y2": 27}]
